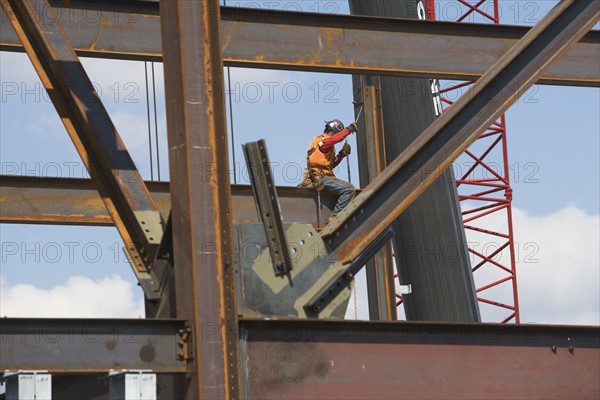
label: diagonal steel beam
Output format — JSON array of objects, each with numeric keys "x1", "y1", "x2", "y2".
[
  {"x1": 0, "y1": 1, "x2": 598, "y2": 86},
  {"x1": 0, "y1": 0, "x2": 163, "y2": 276},
  {"x1": 159, "y1": 0, "x2": 240, "y2": 398},
  {"x1": 320, "y1": 0, "x2": 599, "y2": 264}
]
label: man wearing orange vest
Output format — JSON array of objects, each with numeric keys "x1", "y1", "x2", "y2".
[{"x1": 302, "y1": 119, "x2": 359, "y2": 223}]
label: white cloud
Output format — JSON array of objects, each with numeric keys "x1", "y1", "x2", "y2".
[
  {"x1": 464, "y1": 203, "x2": 599, "y2": 325},
  {"x1": 347, "y1": 204, "x2": 599, "y2": 326},
  {"x1": 0, "y1": 275, "x2": 144, "y2": 318},
  {"x1": 511, "y1": 205, "x2": 599, "y2": 325}
]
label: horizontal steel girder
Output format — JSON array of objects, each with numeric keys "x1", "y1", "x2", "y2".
[
  {"x1": 2, "y1": 317, "x2": 598, "y2": 398},
  {"x1": 0, "y1": 175, "x2": 334, "y2": 225},
  {"x1": 240, "y1": 319, "x2": 600, "y2": 399},
  {"x1": 0, "y1": 318, "x2": 188, "y2": 373},
  {"x1": 0, "y1": 1, "x2": 598, "y2": 86}
]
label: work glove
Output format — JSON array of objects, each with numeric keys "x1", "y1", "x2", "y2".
[
  {"x1": 347, "y1": 122, "x2": 358, "y2": 133},
  {"x1": 340, "y1": 142, "x2": 351, "y2": 157}
]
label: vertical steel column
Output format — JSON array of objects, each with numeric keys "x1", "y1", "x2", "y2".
[
  {"x1": 349, "y1": 0, "x2": 480, "y2": 322},
  {"x1": 356, "y1": 82, "x2": 397, "y2": 321},
  {"x1": 159, "y1": 1, "x2": 240, "y2": 399}
]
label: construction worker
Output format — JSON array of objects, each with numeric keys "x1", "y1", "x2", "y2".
[{"x1": 299, "y1": 119, "x2": 359, "y2": 223}]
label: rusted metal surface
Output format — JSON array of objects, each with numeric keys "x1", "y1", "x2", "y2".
[
  {"x1": 0, "y1": 318, "x2": 187, "y2": 373},
  {"x1": 159, "y1": 0, "x2": 240, "y2": 398},
  {"x1": 0, "y1": 175, "x2": 334, "y2": 225},
  {"x1": 240, "y1": 318, "x2": 600, "y2": 399},
  {"x1": 242, "y1": 140, "x2": 293, "y2": 277},
  {"x1": 349, "y1": 0, "x2": 479, "y2": 323},
  {"x1": 1, "y1": 1, "x2": 599, "y2": 86},
  {"x1": 322, "y1": 0, "x2": 599, "y2": 265},
  {"x1": 0, "y1": 0, "x2": 163, "y2": 275},
  {"x1": 1, "y1": 317, "x2": 598, "y2": 398},
  {"x1": 355, "y1": 82, "x2": 397, "y2": 321},
  {"x1": 235, "y1": 223, "x2": 351, "y2": 319}
]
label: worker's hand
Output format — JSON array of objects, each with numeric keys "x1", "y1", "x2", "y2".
[
  {"x1": 347, "y1": 122, "x2": 358, "y2": 133},
  {"x1": 340, "y1": 142, "x2": 351, "y2": 156}
]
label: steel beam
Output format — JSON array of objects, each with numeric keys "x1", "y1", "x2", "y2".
[
  {"x1": 321, "y1": 0, "x2": 599, "y2": 264},
  {"x1": 2, "y1": 317, "x2": 598, "y2": 398},
  {"x1": 354, "y1": 83, "x2": 397, "y2": 321},
  {"x1": 0, "y1": 176, "x2": 335, "y2": 226},
  {"x1": 240, "y1": 318, "x2": 600, "y2": 399},
  {"x1": 242, "y1": 140, "x2": 293, "y2": 277},
  {"x1": 349, "y1": 0, "x2": 479, "y2": 323},
  {"x1": 0, "y1": 318, "x2": 187, "y2": 373},
  {"x1": 0, "y1": 0, "x2": 163, "y2": 275},
  {"x1": 159, "y1": 0, "x2": 240, "y2": 398},
  {"x1": 1, "y1": 1, "x2": 599, "y2": 86}
]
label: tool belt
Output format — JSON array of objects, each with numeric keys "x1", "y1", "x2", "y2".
[
  {"x1": 299, "y1": 140, "x2": 331, "y2": 191},
  {"x1": 298, "y1": 169, "x2": 326, "y2": 191}
]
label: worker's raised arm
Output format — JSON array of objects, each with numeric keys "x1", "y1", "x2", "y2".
[{"x1": 319, "y1": 122, "x2": 358, "y2": 153}]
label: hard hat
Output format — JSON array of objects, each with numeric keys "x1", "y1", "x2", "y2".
[{"x1": 325, "y1": 119, "x2": 344, "y2": 133}]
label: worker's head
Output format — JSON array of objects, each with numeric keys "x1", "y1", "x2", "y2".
[{"x1": 324, "y1": 119, "x2": 344, "y2": 134}]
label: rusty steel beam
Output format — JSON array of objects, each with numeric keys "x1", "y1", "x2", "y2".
[
  {"x1": 0, "y1": 0, "x2": 163, "y2": 275},
  {"x1": 355, "y1": 83, "x2": 397, "y2": 321},
  {"x1": 240, "y1": 318, "x2": 600, "y2": 399},
  {"x1": 0, "y1": 175, "x2": 335, "y2": 226},
  {"x1": 1, "y1": 1, "x2": 599, "y2": 86},
  {"x1": 242, "y1": 140, "x2": 293, "y2": 277},
  {"x1": 321, "y1": 0, "x2": 600, "y2": 264},
  {"x1": 159, "y1": 0, "x2": 240, "y2": 398},
  {"x1": 2, "y1": 317, "x2": 597, "y2": 398},
  {"x1": 0, "y1": 318, "x2": 187, "y2": 373}
]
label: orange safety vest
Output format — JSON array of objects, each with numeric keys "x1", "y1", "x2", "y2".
[{"x1": 307, "y1": 134, "x2": 336, "y2": 176}]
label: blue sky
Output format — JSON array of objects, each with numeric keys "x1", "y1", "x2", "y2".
[{"x1": 1, "y1": 0, "x2": 598, "y2": 324}]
